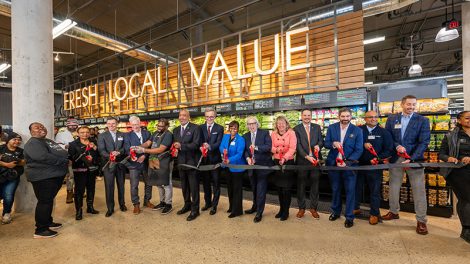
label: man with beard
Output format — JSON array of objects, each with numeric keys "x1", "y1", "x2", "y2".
[
  {"x1": 325, "y1": 108, "x2": 363, "y2": 228},
  {"x1": 382, "y1": 95, "x2": 431, "y2": 235},
  {"x1": 173, "y1": 109, "x2": 201, "y2": 221}
]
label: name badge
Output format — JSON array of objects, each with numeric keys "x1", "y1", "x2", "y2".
[
  {"x1": 230, "y1": 141, "x2": 236, "y2": 146},
  {"x1": 117, "y1": 137, "x2": 123, "y2": 141},
  {"x1": 394, "y1": 124, "x2": 402, "y2": 129},
  {"x1": 186, "y1": 131, "x2": 192, "y2": 136},
  {"x1": 368, "y1": 135, "x2": 375, "y2": 140},
  {"x1": 211, "y1": 132, "x2": 218, "y2": 134},
  {"x1": 460, "y1": 139, "x2": 467, "y2": 143}
]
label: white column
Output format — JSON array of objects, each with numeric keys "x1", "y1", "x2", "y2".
[
  {"x1": 11, "y1": 0, "x2": 54, "y2": 213},
  {"x1": 463, "y1": 2, "x2": 470, "y2": 110}
]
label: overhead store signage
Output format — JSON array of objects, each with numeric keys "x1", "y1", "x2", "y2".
[{"x1": 62, "y1": 11, "x2": 365, "y2": 118}]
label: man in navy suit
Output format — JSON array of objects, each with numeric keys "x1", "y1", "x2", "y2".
[
  {"x1": 382, "y1": 95, "x2": 431, "y2": 235},
  {"x1": 243, "y1": 116, "x2": 273, "y2": 223},
  {"x1": 173, "y1": 109, "x2": 201, "y2": 221},
  {"x1": 199, "y1": 108, "x2": 224, "y2": 215},
  {"x1": 124, "y1": 115, "x2": 153, "y2": 215},
  {"x1": 325, "y1": 108, "x2": 363, "y2": 228}
]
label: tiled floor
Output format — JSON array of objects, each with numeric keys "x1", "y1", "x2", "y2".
[{"x1": 0, "y1": 180, "x2": 469, "y2": 264}]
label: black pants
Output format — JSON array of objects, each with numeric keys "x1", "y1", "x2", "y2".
[
  {"x1": 297, "y1": 168, "x2": 320, "y2": 210},
  {"x1": 278, "y1": 188, "x2": 291, "y2": 217},
  {"x1": 74, "y1": 170, "x2": 96, "y2": 211},
  {"x1": 103, "y1": 165, "x2": 125, "y2": 211},
  {"x1": 180, "y1": 169, "x2": 200, "y2": 213},
  {"x1": 447, "y1": 169, "x2": 470, "y2": 229},
  {"x1": 202, "y1": 167, "x2": 220, "y2": 208},
  {"x1": 226, "y1": 170, "x2": 244, "y2": 216},
  {"x1": 248, "y1": 169, "x2": 270, "y2": 215},
  {"x1": 31, "y1": 176, "x2": 65, "y2": 233}
]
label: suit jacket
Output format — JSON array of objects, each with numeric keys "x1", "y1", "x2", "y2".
[
  {"x1": 294, "y1": 123, "x2": 324, "y2": 165},
  {"x1": 200, "y1": 122, "x2": 224, "y2": 164},
  {"x1": 324, "y1": 122, "x2": 363, "y2": 166},
  {"x1": 359, "y1": 125, "x2": 393, "y2": 165},
  {"x1": 124, "y1": 129, "x2": 152, "y2": 170},
  {"x1": 173, "y1": 122, "x2": 201, "y2": 166},
  {"x1": 243, "y1": 129, "x2": 274, "y2": 166},
  {"x1": 219, "y1": 133, "x2": 246, "y2": 172},
  {"x1": 97, "y1": 131, "x2": 126, "y2": 163},
  {"x1": 385, "y1": 113, "x2": 430, "y2": 162}
]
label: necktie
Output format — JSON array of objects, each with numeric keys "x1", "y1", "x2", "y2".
[
  {"x1": 305, "y1": 125, "x2": 312, "y2": 155},
  {"x1": 180, "y1": 126, "x2": 184, "y2": 137},
  {"x1": 251, "y1": 133, "x2": 255, "y2": 144},
  {"x1": 207, "y1": 125, "x2": 211, "y2": 140}
]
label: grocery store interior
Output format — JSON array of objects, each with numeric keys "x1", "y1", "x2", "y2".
[{"x1": 0, "y1": 0, "x2": 469, "y2": 263}]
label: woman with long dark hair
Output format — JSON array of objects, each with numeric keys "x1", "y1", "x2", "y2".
[{"x1": 439, "y1": 111, "x2": 470, "y2": 244}]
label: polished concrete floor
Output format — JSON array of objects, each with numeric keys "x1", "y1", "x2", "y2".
[{"x1": 1, "y1": 180, "x2": 469, "y2": 264}]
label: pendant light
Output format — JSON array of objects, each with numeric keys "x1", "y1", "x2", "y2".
[{"x1": 435, "y1": 0, "x2": 460, "y2": 42}]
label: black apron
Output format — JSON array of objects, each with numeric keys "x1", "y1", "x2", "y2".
[{"x1": 147, "y1": 131, "x2": 172, "y2": 186}]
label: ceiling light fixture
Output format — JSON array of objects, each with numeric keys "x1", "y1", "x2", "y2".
[
  {"x1": 364, "y1": 66, "x2": 377, "y2": 71},
  {"x1": 447, "y1": 83, "x2": 463, "y2": 88},
  {"x1": 364, "y1": 36, "x2": 385, "y2": 45},
  {"x1": 408, "y1": 35, "x2": 422, "y2": 76},
  {"x1": 54, "y1": 53, "x2": 60, "y2": 62},
  {"x1": 53, "y1": 19, "x2": 77, "y2": 39},
  {"x1": 0, "y1": 63, "x2": 11, "y2": 74},
  {"x1": 435, "y1": 0, "x2": 460, "y2": 42},
  {"x1": 364, "y1": 82, "x2": 373, "y2": 85}
]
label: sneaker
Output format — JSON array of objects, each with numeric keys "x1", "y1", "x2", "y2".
[
  {"x1": 49, "y1": 222, "x2": 63, "y2": 230},
  {"x1": 2, "y1": 213, "x2": 12, "y2": 224},
  {"x1": 33, "y1": 229, "x2": 58, "y2": 239},
  {"x1": 152, "y1": 202, "x2": 166, "y2": 211},
  {"x1": 161, "y1": 204, "x2": 173, "y2": 215}
]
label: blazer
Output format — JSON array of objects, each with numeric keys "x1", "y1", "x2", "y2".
[
  {"x1": 359, "y1": 125, "x2": 393, "y2": 165},
  {"x1": 219, "y1": 133, "x2": 246, "y2": 172},
  {"x1": 385, "y1": 113, "x2": 430, "y2": 162},
  {"x1": 324, "y1": 122, "x2": 363, "y2": 166},
  {"x1": 271, "y1": 129, "x2": 297, "y2": 161},
  {"x1": 124, "y1": 129, "x2": 152, "y2": 170},
  {"x1": 68, "y1": 138, "x2": 100, "y2": 170},
  {"x1": 97, "y1": 131, "x2": 126, "y2": 163},
  {"x1": 173, "y1": 122, "x2": 201, "y2": 166},
  {"x1": 200, "y1": 122, "x2": 224, "y2": 164},
  {"x1": 242, "y1": 128, "x2": 274, "y2": 166},
  {"x1": 294, "y1": 123, "x2": 324, "y2": 165}
]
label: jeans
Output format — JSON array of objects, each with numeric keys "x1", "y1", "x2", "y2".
[
  {"x1": 31, "y1": 176, "x2": 65, "y2": 233},
  {"x1": 0, "y1": 178, "x2": 20, "y2": 215}
]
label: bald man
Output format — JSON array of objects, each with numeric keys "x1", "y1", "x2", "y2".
[{"x1": 355, "y1": 111, "x2": 393, "y2": 225}]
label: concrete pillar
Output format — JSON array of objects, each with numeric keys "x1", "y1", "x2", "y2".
[
  {"x1": 11, "y1": 0, "x2": 54, "y2": 213},
  {"x1": 463, "y1": 2, "x2": 470, "y2": 110}
]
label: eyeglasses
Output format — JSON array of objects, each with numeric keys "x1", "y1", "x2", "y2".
[
  {"x1": 247, "y1": 122, "x2": 257, "y2": 125},
  {"x1": 365, "y1": 116, "x2": 378, "y2": 119},
  {"x1": 205, "y1": 116, "x2": 215, "y2": 119}
]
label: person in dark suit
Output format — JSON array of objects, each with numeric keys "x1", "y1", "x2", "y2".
[
  {"x1": 355, "y1": 111, "x2": 393, "y2": 225},
  {"x1": 243, "y1": 116, "x2": 273, "y2": 223},
  {"x1": 294, "y1": 109, "x2": 324, "y2": 220},
  {"x1": 382, "y1": 95, "x2": 431, "y2": 235},
  {"x1": 124, "y1": 115, "x2": 153, "y2": 215},
  {"x1": 97, "y1": 117, "x2": 127, "y2": 217},
  {"x1": 173, "y1": 109, "x2": 201, "y2": 221},
  {"x1": 325, "y1": 108, "x2": 363, "y2": 228},
  {"x1": 199, "y1": 108, "x2": 224, "y2": 215}
]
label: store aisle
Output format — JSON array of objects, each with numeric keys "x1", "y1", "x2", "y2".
[{"x1": 0, "y1": 180, "x2": 469, "y2": 264}]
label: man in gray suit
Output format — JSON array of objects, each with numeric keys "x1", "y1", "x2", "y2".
[
  {"x1": 98, "y1": 117, "x2": 127, "y2": 217},
  {"x1": 294, "y1": 109, "x2": 324, "y2": 220}
]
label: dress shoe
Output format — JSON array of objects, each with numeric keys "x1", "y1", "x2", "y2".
[
  {"x1": 186, "y1": 212, "x2": 200, "y2": 221},
  {"x1": 144, "y1": 201, "x2": 155, "y2": 209},
  {"x1": 275, "y1": 211, "x2": 282, "y2": 219},
  {"x1": 228, "y1": 213, "x2": 240, "y2": 218},
  {"x1": 226, "y1": 208, "x2": 232, "y2": 213},
  {"x1": 66, "y1": 191, "x2": 74, "y2": 204},
  {"x1": 209, "y1": 207, "x2": 217, "y2": 215},
  {"x1": 86, "y1": 206, "x2": 99, "y2": 214},
  {"x1": 382, "y1": 211, "x2": 399, "y2": 221},
  {"x1": 416, "y1": 221, "x2": 428, "y2": 235},
  {"x1": 201, "y1": 204, "x2": 212, "y2": 211},
  {"x1": 280, "y1": 214, "x2": 289, "y2": 221},
  {"x1": 253, "y1": 214, "x2": 262, "y2": 223},
  {"x1": 105, "y1": 210, "x2": 114, "y2": 217},
  {"x1": 344, "y1": 219, "x2": 354, "y2": 228},
  {"x1": 75, "y1": 209, "x2": 83, "y2": 220},
  {"x1": 369, "y1": 215, "x2": 379, "y2": 225},
  {"x1": 460, "y1": 228, "x2": 470, "y2": 244},
  {"x1": 309, "y1": 209, "x2": 320, "y2": 219},
  {"x1": 120, "y1": 205, "x2": 127, "y2": 212},
  {"x1": 177, "y1": 207, "x2": 191, "y2": 215},
  {"x1": 133, "y1": 205, "x2": 141, "y2": 215},
  {"x1": 329, "y1": 214, "x2": 340, "y2": 221},
  {"x1": 244, "y1": 207, "x2": 257, "y2": 215},
  {"x1": 296, "y1": 209, "x2": 305, "y2": 219},
  {"x1": 353, "y1": 209, "x2": 362, "y2": 215}
]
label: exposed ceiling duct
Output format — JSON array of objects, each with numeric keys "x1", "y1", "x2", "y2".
[
  {"x1": 363, "y1": 0, "x2": 420, "y2": 17},
  {"x1": 0, "y1": 0, "x2": 176, "y2": 64}
]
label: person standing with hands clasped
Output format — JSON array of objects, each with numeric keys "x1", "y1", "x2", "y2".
[
  {"x1": 271, "y1": 116, "x2": 297, "y2": 221},
  {"x1": 325, "y1": 108, "x2": 363, "y2": 228},
  {"x1": 383, "y1": 95, "x2": 430, "y2": 235},
  {"x1": 439, "y1": 111, "x2": 470, "y2": 243}
]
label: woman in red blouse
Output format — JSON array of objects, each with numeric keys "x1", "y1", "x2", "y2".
[{"x1": 271, "y1": 116, "x2": 297, "y2": 221}]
